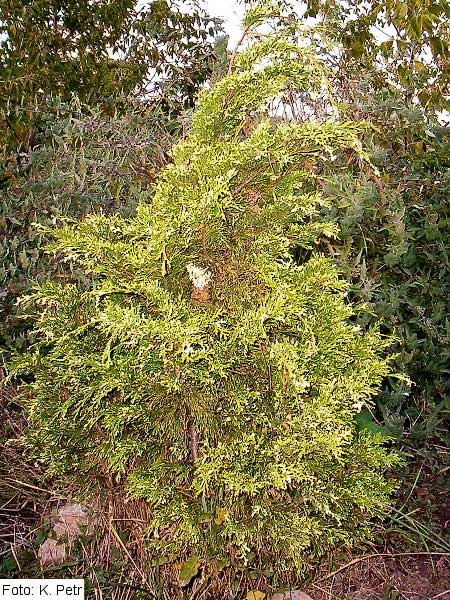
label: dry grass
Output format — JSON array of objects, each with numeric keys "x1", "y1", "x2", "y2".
[
  {"x1": 1, "y1": 374, "x2": 47, "y2": 573},
  {"x1": 306, "y1": 551, "x2": 450, "y2": 600}
]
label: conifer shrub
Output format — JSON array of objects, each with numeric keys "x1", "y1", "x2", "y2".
[{"x1": 12, "y1": 27, "x2": 400, "y2": 578}]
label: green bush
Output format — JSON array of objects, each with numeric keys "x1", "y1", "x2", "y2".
[
  {"x1": 1, "y1": 97, "x2": 177, "y2": 351},
  {"x1": 11, "y1": 32, "x2": 400, "y2": 579},
  {"x1": 321, "y1": 90, "x2": 450, "y2": 440},
  {"x1": 0, "y1": 0, "x2": 221, "y2": 157}
]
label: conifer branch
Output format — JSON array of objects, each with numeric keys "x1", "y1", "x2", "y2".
[
  {"x1": 232, "y1": 149, "x2": 321, "y2": 197},
  {"x1": 233, "y1": 164, "x2": 268, "y2": 195}
]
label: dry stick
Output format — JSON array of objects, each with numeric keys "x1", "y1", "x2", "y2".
[
  {"x1": 201, "y1": 228, "x2": 208, "y2": 259},
  {"x1": 108, "y1": 521, "x2": 148, "y2": 587},
  {"x1": 3, "y1": 118, "x2": 21, "y2": 143},
  {"x1": 188, "y1": 421, "x2": 199, "y2": 463},
  {"x1": 196, "y1": 581, "x2": 215, "y2": 600},
  {"x1": 311, "y1": 582, "x2": 342, "y2": 600},
  {"x1": 227, "y1": 24, "x2": 253, "y2": 75},
  {"x1": 10, "y1": 543, "x2": 21, "y2": 571},
  {"x1": 233, "y1": 148, "x2": 321, "y2": 197},
  {"x1": 200, "y1": 226, "x2": 213, "y2": 263},
  {"x1": 5, "y1": 477, "x2": 69, "y2": 499},
  {"x1": 432, "y1": 590, "x2": 450, "y2": 600},
  {"x1": 233, "y1": 164, "x2": 268, "y2": 196},
  {"x1": 315, "y1": 552, "x2": 450, "y2": 584}
]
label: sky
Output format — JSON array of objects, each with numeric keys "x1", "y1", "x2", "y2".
[{"x1": 203, "y1": 0, "x2": 245, "y2": 48}]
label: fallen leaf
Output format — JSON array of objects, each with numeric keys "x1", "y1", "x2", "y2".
[
  {"x1": 214, "y1": 507, "x2": 228, "y2": 525},
  {"x1": 272, "y1": 591, "x2": 313, "y2": 600},
  {"x1": 178, "y1": 555, "x2": 200, "y2": 587},
  {"x1": 38, "y1": 503, "x2": 89, "y2": 566},
  {"x1": 247, "y1": 591, "x2": 266, "y2": 600},
  {"x1": 38, "y1": 538, "x2": 66, "y2": 566},
  {"x1": 52, "y1": 504, "x2": 89, "y2": 540}
]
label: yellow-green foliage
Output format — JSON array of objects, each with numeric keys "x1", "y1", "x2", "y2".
[{"x1": 12, "y1": 32, "x2": 400, "y2": 577}]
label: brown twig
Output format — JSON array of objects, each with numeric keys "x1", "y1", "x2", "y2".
[
  {"x1": 227, "y1": 24, "x2": 253, "y2": 75},
  {"x1": 315, "y1": 552, "x2": 450, "y2": 584},
  {"x1": 233, "y1": 148, "x2": 321, "y2": 197},
  {"x1": 2, "y1": 118, "x2": 21, "y2": 143},
  {"x1": 233, "y1": 164, "x2": 267, "y2": 195},
  {"x1": 188, "y1": 421, "x2": 199, "y2": 463}
]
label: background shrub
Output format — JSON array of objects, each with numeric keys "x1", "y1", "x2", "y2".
[
  {"x1": 319, "y1": 88, "x2": 450, "y2": 441},
  {"x1": 1, "y1": 98, "x2": 177, "y2": 351}
]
